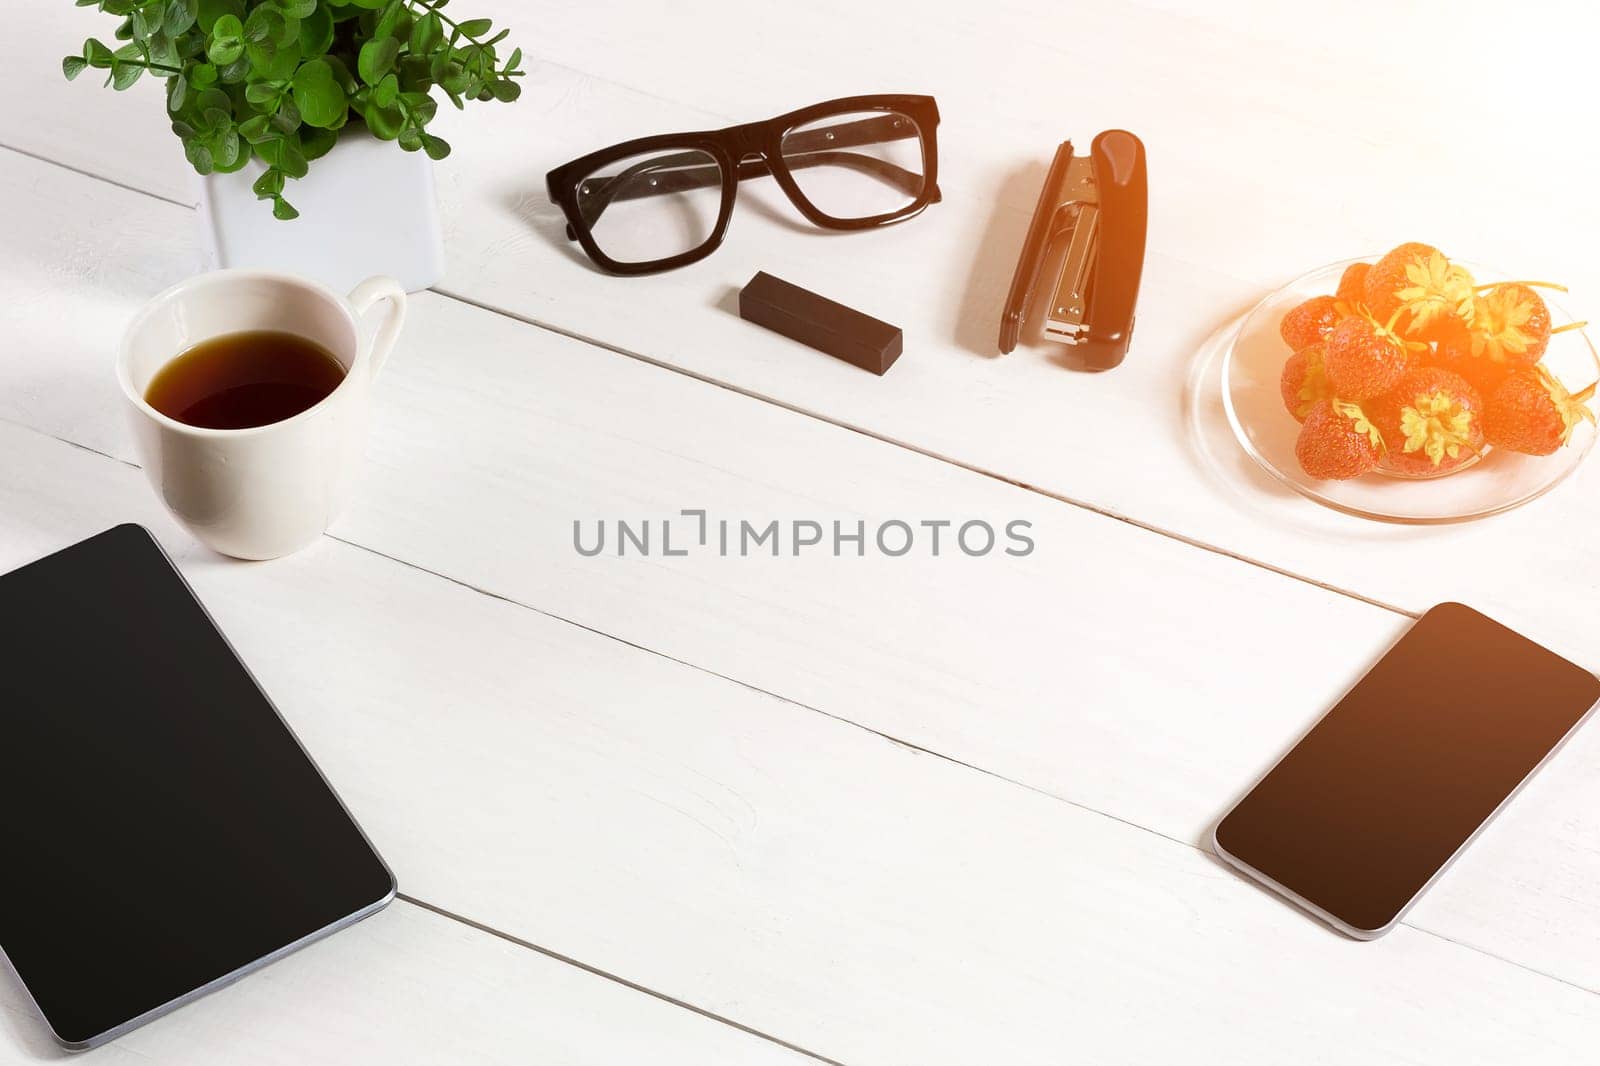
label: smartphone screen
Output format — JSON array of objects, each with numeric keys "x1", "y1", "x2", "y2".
[{"x1": 1214, "y1": 602, "x2": 1600, "y2": 938}]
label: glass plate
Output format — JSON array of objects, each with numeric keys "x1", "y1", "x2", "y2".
[{"x1": 1221, "y1": 258, "x2": 1599, "y2": 524}]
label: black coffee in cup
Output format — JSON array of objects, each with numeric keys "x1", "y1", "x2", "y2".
[{"x1": 144, "y1": 330, "x2": 346, "y2": 430}]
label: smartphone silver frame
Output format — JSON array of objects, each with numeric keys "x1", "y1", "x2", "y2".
[
  {"x1": 0, "y1": 525, "x2": 397, "y2": 1052},
  {"x1": 1211, "y1": 631, "x2": 1600, "y2": 940}
]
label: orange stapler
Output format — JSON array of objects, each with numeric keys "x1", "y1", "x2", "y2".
[{"x1": 998, "y1": 130, "x2": 1147, "y2": 369}]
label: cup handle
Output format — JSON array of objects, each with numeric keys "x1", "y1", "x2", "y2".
[{"x1": 347, "y1": 275, "x2": 407, "y2": 378}]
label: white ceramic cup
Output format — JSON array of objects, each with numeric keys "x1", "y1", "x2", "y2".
[{"x1": 117, "y1": 270, "x2": 406, "y2": 560}]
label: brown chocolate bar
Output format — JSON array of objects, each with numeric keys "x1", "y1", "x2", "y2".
[{"x1": 738, "y1": 271, "x2": 902, "y2": 375}]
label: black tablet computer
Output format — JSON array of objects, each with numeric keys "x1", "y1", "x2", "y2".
[{"x1": 0, "y1": 525, "x2": 395, "y2": 1050}]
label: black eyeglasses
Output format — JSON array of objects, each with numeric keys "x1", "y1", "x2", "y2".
[{"x1": 546, "y1": 94, "x2": 942, "y2": 275}]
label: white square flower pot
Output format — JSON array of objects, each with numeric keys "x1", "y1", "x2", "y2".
[{"x1": 196, "y1": 130, "x2": 444, "y2": 293}]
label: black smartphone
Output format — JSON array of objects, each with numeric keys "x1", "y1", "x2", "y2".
[{"x1": 1213, "y1": 602, "x2": 1600, "y2": 938}]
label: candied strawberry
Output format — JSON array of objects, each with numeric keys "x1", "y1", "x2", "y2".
[
  {"x1": 1370, "y1": 367, "x2": 1484, "y2": 476},
  {"x1": 1279, "y1": 295, "x2": 1344, "y2": 352},
  {"x1": 1423, "y1": 319, "x2": 1510, "y2": 396},
  {"x1": 1324, "y1": 314, "x2": 1410, "y2": 400},
  {"x1": 1483, "y1": 368, "x2": 1596, "y2": 456},
  {"x1": 1363, "y1": 242, "x2": 1440, "y2": 321},
  {"x1": 1394, "y1": 251, "x2": 1475, "y2": 342},
  {"x1": 1281, "y1": 343, "x2": 1331, "y2": 422},
  {"x1": 1295, "y1": 400, "x2": 1383, "y2": 480},
  {"x1": 1471, "y1": 283, "x2": 1553, "y2": 368},
  {"x1": 1336, "y1": 262, "x2": 1370, "y2": 304}
]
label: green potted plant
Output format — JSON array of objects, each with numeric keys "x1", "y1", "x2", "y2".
[{"x1": 64, "y1": 0, "x2": 523, "y2": 290}]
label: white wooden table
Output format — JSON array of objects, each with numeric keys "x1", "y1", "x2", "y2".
[{"x1": 5, "y1": 2, "x2": 1600, "y2": 1062}]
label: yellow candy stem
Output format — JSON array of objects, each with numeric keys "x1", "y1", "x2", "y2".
[{"x1": 1473, "y1": 280, "x2": 1569, "y2": 293}]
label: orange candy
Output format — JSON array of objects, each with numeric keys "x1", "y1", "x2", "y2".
[
  {"x1": 1280, "y1": 343, "x2": 1331, "y2": 422},
  {"x1": 1336, "y1": 262, "x2": 1369, "y2": 305},
  {"x1": 1279, "y1": 295, "x2": 1344, "y2": 352}
]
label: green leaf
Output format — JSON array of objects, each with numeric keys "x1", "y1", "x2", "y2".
[
  {"x1": 260, "y1": 38, "x2": 301, "y2": 80},
  {"x1": 396, "y1": 54, "x2": 432, "y2": 91},
  {"x1": 270, "y1": 97, "x2": 302, "y2": 131},
  {"x1": 300, "y1": 124, "x2": 339, "y2": 159},
  {"x1": 281, "y1": 0, "x2": 316, "y2": 17},
  {"x1": 208, "y1": 33, "x2": 244, "y2": 66},
  {"x1": 420, "y1": 132, "x2": 450, "y2": 160},
  {"x1": 278, "y1": 143, "x2": 308, "y2": 178},
  {"x1": 165, "y1": 0, "x2": 199, "y2": 35},
  {"x1": 374, "y1": 0, "x2": 403, "y2": 40},
  {"x1": 357, "y1": 36, "x2": 399, "y2": 85},
  {"x1": 238, "y1": 114, "x2": 272, "y2": 140},
  {"x1": 397, "y1": 127, "x2": 422, "y2": 151},
  {"x1": 252, "y1": 168, "x2": 285, "y2": 198},
  {"x1": 130, "y1": 8, "x2": 154, "y2": 41},
  {"x1": 272, "y1": 195, "x2": 299, "y2": 221},
  {"x1": 213, "y1": 150, "x2": 251, "y2": 173},
  {"x1": 373, "y1": 72, "x2": 398, "y2": 108},
  {"x1": 167, "y1": 72, "x2": 187, "y2": 110},
  {"x1": 211, "y1": 12, "x2": 242, "y2": 38},
  {"x1": 215, "y1": 129, "x2": 242, "y2": 167},
  {"x1": 439, "y1": 63, "x2": 469, "y2": 94},
  {"x1": 197, "y1": 0, "x2": 243, "y2": 33},
  {"x1": 190, "y1": 62, "x2": 218, "y2": 87},
  {"x1": 62, "y1": 55, "x2": 89, "y2": 80},
  {"x1": 218, "y1": 55, "x2": 250, "y2": 82},
  {"x1": 363, "y1": 102, "x2": 403, "y2": 139},
  {"x1": 505, "y1": 47, "x2": 521, "y2": 72},
  {"x1": 242, "y1": 5, "x2": 279, "y2": 43},
  {"x1": 196, "y1": 86, "x2": 231, "y2": 112},
  {"x1": 245, "y1": 37, "x2": 277, "y2": 74},
  {"x1": 489, "y1": 78, "x2": 519, "y2": 102},
  {"x1": 84, "y1": 38, "x2": 116, "y2": 67},
  {"x1": 245, "y1": 80, "x2": 281, "y2": 105},
  {"x1": 455, "y1": 17, "x2": 491, "y2": 37},
  {"x1": 348, "y1": 0, "x2": 387, "y2": 8},
  {"x1": 110, "y1": 59, "x2": 144, "y2": 90},
  {"x1": 322, "y1": 54, "x2": 357, "y2": 91},
  {"x1": 185, "y1": 140, "x2": 214, "y2": 174},
  {"x1": 403, "y1": 93, "x2": 436, "y2": 125},
  {"x1": 409, "y1": 11, "x2": 441, "y2": 54},
  {"x1": 292, "y1": 58, "x2": 348, "y2": 128},
  {"x1": 298, "y1": 5, "x2": 334, "y2": 56}
]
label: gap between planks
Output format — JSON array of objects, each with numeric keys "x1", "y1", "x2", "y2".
[{"x1": 395, "y1": 893, "x2": 851, "y2": 1066}]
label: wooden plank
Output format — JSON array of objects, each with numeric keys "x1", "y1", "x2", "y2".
[
  {"x1": 1, "y1": 146, "x2": 1598, "y2": 999},
  {"x1": 2, "y1": 419, "x2": 1599, "y2": 1064},
  {"x1": 0, "y1": 900, "x2": 810, "y2": 1064}
]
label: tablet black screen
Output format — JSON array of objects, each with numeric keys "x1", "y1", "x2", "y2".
[{"x1": 0, "y1": 525, "x2": 394, "y2": 1048}]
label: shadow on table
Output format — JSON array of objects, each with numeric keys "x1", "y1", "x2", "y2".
[{"x1": 950, "y1": 161, "x2": 1043, "y2": 359}]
